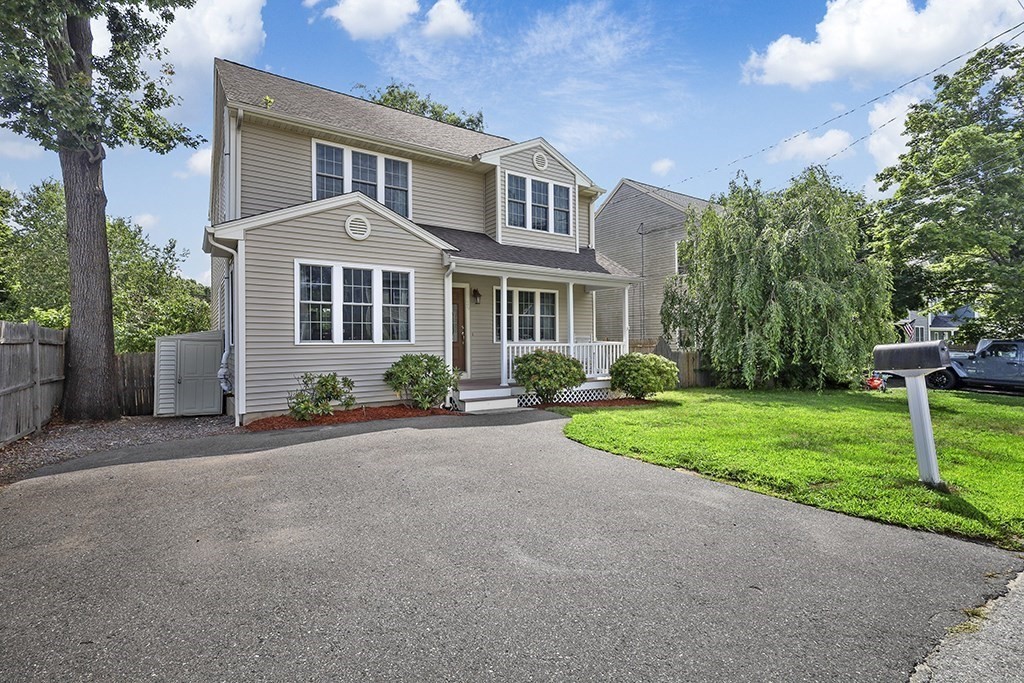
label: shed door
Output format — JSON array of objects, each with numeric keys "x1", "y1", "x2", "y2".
[{"x1": 177, "y1": 340, "x2": 222, "y2": 416}]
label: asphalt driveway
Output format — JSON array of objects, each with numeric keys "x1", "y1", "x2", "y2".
[{"x1": 1, "y1": 411, "x2": 1019, "y2": 682}]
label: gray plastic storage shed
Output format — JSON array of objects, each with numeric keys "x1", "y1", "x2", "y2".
[{"x1": 154, "y1": 330, "x2": 224, "y2": 417}]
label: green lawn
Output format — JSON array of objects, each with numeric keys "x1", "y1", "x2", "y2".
[{"x1": 552, "y1": 389, "x2": 1024, "y2": 549}]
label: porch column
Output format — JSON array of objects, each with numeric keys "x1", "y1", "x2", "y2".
[
  {"x1": 622, "y1": 285, "x2": 630, "y2": 353},
  {"x1": 500, "y1": 275, "x2": 509, "y2": 386},
  {"x1": 567, "y1": 281, "x2": 575, "y2": 357},
  {"x1": 443, "y1": 268, "x2": 453, "y2": 369}
]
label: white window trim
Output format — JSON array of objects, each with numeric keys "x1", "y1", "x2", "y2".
[
  {"x1": 311, "y1": 139, "x2": 414, "y2": 219},
  {"x1": 504, "y1": 170, "x2": 573, "y2": 237},
  {"x1": 294, "y1": 258, "x2": 415, "y2": 346},
  {"x1": 674, "y1": 240, "x2": 683, "y2": 275},
  {"x1": 492, "y1": 286, "x2": 559, "y2": 343}
]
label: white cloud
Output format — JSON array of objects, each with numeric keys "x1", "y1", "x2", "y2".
[
  {"x1": 134, "y1": 213, "x2": 160, "y2": 230},
  {"x1": 0, "y1": 130, "x2": 43, "y2": 160},
  {"x1": 198, "y1": 269, "x2": 212, "y2": 286},
  {"x1": 650, "y1": 158, "x2": 676, "y2": 177},
  {"x1": 174, "y1": 147, "x2": 212, "y2": 179},
  {"x1": 744, "y1": 0, "x2": 1020, "y2": 88},
  {"x1": 303, "y1": 0, "x2": 324, "y2": 6},
  {"x1": 160, "y1": 0, "x2": 266, "y2": 71},
  {"x1": 325, "y1": 0, "x2": 419, "y2": 40},
  {"x1": 423, "y1": 0, "x2": 476, "y2": 39},
  {"x1": 866, "y1": 87, "x2": 927, "y2": 170},
  {"x1": 766, "y1": 129, "x2": 855, "y2": 164},
  {"x1": 550, "y1": 120, "x2": 627, "y2": 154},
  {"x1": 0, "y1": 173, "x2": 19, "y2": 193},
  {"x1": 522, "y1": 1, "x2": 646, "y2": 69}
]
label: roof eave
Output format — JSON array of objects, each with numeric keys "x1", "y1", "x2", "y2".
[
  {"x1": 447, "y1": 255, "x2": 637, "y2": 285},
  {"x1": 229, "y1": 101, "x2": 485, "y2": 167}
]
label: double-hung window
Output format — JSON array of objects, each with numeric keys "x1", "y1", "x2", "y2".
[
  {"x1": 315, "y1": 144, "x2": 344, "y2": 200},
  {"x1": 531, "y1": 181, "x2": 549, "y2": 231},
  {"x1": 507, "y1": 175, "x2": 527, "y2": 228},
  {"x1": 382, "y1": 271, "x2": 411, "y2": 342},
  {"x1": 313, "y1": 141, "x2": 411, "y2": 218},
  {"x1": 506, "y1": 172, "x2": 572, "y2": 236},
  {"x1": 342, "y1": 268, "x2": 373, "y2": 342},
  {"x1": 298, "y1": 265, "x2": 333, "y2": 342},
  {"x1": 494, "y1": 288, "x2": 557, "y2": 342},
  {"x1": 296, "y1": 261, "x2": 414, "y2": 344}
]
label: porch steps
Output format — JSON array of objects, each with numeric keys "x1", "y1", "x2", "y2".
[{"x1": 455, "y1": 385, "x2": 519, "y2": 413}]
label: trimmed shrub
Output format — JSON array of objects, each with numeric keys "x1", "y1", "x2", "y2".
[
  {"x1": 288, "y1": 372, "x2": 356, "y2": 421},
  {"x1": 512, "y1": 349, "x2": 586, "y2": 404},
  {"x1": 610, "y1": 353, "x2": 678, "y2": 399},
  {"x1": 384, "y1": 354, "x2": 459, "y2": 410}
]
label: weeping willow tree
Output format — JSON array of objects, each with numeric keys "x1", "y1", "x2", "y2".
[{"x1": 662, "y1": 167, "x2": 894, "y2": 389}]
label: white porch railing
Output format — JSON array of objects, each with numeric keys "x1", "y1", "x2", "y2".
[{"x1": 505, "y1": 342, "x2": 626, "y2": 381}]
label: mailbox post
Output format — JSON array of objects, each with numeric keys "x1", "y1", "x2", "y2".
[{"x1": 872, "y1": 341, "x2": 951, "y2": 489}]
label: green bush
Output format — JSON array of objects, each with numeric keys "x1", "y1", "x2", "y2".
[
  {"x1": 383, "y1": 354, "x2": 459, "y2": 410},
  {"x1": 610, "y1": 353, "x2": 678, "y2": 399},
  {"x1": 287, "y1": 372, "x2": 356, "y2": 421},
  {"x1": 512, "y1": 349, "x2": 586, "y2": 404}
]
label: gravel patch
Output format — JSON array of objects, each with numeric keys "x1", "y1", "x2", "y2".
[{"x1": 0, "y1": 415, "x2": 240, "y2": 486}]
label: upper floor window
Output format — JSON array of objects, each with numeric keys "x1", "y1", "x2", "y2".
[
  {"x1": 313, "y1": 141, "x2": 411, "y2": 218},
  {"x1": 506, "y1": 172, "x2": 572, "y2": 236}
]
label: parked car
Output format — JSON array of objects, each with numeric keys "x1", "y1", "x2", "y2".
[{"x1": 926, "y1": 339, "x2": 1024, "y2": 390}]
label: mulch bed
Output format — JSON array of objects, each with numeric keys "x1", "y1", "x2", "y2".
[
  {"x1": 535, "y1": 398, "x2": 652, "y2": 409},
  {"x1": 246, "y1": 405, "x2": 457, "y2": 431}
]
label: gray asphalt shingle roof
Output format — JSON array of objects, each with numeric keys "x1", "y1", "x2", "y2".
[
  {"x1": 215, "y1": 59, "x2": 514, "y2": 158},
  {"x1": 419, "y1": 225, "x2": 635, "y2": 279}
]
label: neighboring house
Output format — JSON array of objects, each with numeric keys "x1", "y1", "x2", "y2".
[
  {"x1": 593, "y1": 178, "x2": 711, "y2": 345},
  {"x1": 203, "y1": 60, "x2": 635, "y2": 423},
  {"x1": 906, "y1": 306, "x2": 978, "y2": 342}
]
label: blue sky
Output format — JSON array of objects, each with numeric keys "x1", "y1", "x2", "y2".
[{"x1": 1, "y1": 0, "x2": 1021, "y2": 284}]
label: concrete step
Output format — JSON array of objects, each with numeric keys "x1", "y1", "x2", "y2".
[{"x1": 458, "y1": 395, "x2": 520, "y2": 413}]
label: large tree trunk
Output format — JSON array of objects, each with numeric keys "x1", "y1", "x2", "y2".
[{"x1": 59, "y1": 148, "x2": 119, "y2": 421}]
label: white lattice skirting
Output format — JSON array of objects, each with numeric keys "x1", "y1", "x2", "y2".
[{"x1": 517, "y1": 387, "x2": 615, "y2": 407}]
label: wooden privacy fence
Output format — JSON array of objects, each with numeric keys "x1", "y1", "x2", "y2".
[
  {"x1": 116, "y1": 352, "x2": 155, "y2": 416},
  {"x1": 0, "y1": 321, "x2": 66, "y2": 448}
]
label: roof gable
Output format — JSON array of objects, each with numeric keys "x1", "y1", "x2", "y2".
[
  {"x1": 477, "y1": 138, "x2": 598, "y2": 188},
  {"x1": 595, "y1": 178, "x2": 712, "y2": 220},
  {"x1": 210, "y1": 194, "x2": 456, "y2": 252}
]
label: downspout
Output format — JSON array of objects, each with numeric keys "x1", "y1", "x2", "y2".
[{"x1": 206, "y1": 227, "x2": 237, "y2": 393}]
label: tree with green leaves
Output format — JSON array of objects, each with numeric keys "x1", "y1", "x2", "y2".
[
  {"x1": 876, "y1": 43, "x2": 1024, "y2": 342},
  {"x1": 662, "y1": 168, "x2": 893, "y2": 389},
  {"x1": 355, "y1": 81, "x2": 485, "y2": 132},
  {"x1": 0, "y1": 2, "x2": 202, "y2": 419},
  {"x1": 3, "y1": 180, "x2": 209, "y2": 353}
]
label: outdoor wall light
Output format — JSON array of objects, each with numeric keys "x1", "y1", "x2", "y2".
[{"x1": 472, "y1": 288, "x2": 481, "y2": 305}]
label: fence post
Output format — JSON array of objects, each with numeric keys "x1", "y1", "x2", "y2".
[{"x1": 30, "y1": 320, "x2": 41, "y2": 432}]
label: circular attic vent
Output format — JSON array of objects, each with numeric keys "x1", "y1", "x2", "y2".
[
  {"x1": 345, "y1": 214, "x2": 372, "y2": 241},
  {"x1": 532, "y1": 151, "x2": 549, "y2": 171}
]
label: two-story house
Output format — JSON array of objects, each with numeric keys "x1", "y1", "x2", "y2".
[
  {"x1": 593, "y1": 178, "x2": 710, "y2": 347},
  {"x1": 203, "y1": 60, "x2": 635, "y2": 423}
]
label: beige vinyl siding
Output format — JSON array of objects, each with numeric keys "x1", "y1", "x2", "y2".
[
  {"x1": 578, "y1": 192, "x2": 592, "y2": 247},
  {"x1": 240, "y1": 122, "x2": 311, "y2": 217},
  {"x1": 210, "y1": 256, "x2": 227, "y2": 330},
  {"x1": 594, "y1": 181, "x2": 689, "y2": 342},
  {"x1": 483, "y1": 169, "x2": 497, "y2": 240},
  {"x1": 242, "y1": 206, "x2": 445, "y2": 414},
  {"x1": 452, "y1": 275, "x2": 594, "y2": 380},
  {"x1": 499, "y1": 146, "x2": 578, "y2": 253},
  {"x1": 411, "y1": 162, "x2": 486, "y2": 232},
  {"x1": 154, "y1": 338, "x2": 177, "y2": 416}
]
